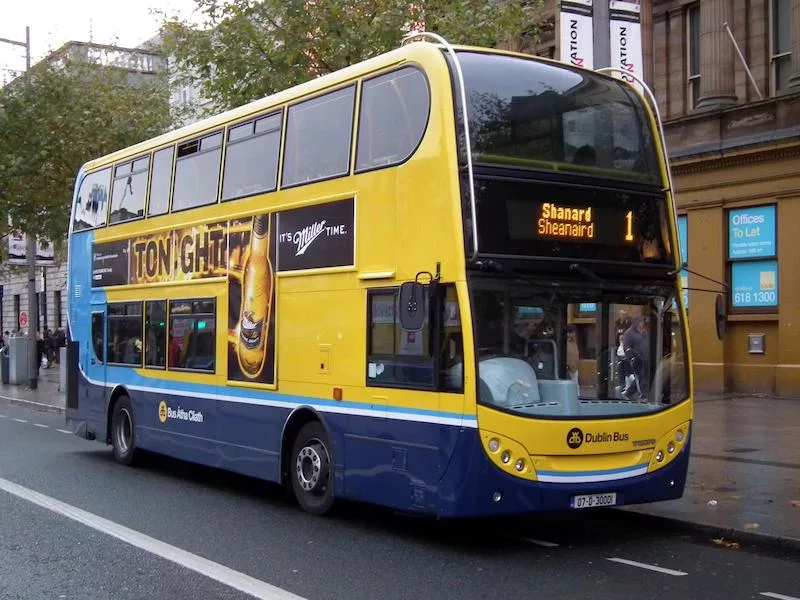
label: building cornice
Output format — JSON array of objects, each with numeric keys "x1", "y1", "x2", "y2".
[{"x1": 672, "y1": 142, "x2": 800, "y2": 174}]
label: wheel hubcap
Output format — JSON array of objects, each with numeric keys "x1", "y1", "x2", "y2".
[
  {"x1": 295, "y1": 440, "x2": 329, "y2": 494},
  {"x1": 116, "y1": 408, "x2": 132, "y2": 454}
]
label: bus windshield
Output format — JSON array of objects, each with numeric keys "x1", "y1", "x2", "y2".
[
  {"x1": 456, "y1": 51, "x2": 661, "y2": 184},
  {"x1": 470, "y1": 280, "x2": 688, "y2": 418}
]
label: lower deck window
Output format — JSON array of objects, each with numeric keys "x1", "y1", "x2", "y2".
[
  {"x1": 107, "y1": 302, "x2": 143, "y2": 366},
  {"x1": 366, "y1": 285, "x2": 463, "y2": 391},
  {"x1": 169, "y1": 298, "x2": 216, "y2": 372}
]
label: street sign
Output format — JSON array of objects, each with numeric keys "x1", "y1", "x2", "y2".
[{"x1": 19, "y1": 311, "x2": 28, "y2": 329}]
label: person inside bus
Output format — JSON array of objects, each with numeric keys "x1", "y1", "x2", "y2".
[
  {"x1": 566, "y1": 325, "x2": 580, "y2": 385},
  {"x1": 622, "y1": 315, "x2": 650, "y2": 398},
  {"x1": 510, "y1": 306, "x2": 556, "y2": 379},
  {"x1": 573, "y1": 144, "x2": 596, "y2": 166}
]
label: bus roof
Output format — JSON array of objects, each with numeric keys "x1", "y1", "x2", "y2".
[{"x1": 80, "y1": 41, "x2": 623, "y2": 174}]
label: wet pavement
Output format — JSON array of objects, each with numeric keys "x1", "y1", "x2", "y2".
[
  {"x1": 627, "y1": 395, "x2": 800, "y2": 548},
  {"x1": 2, "y1": 366, "x2": 798, "y2": 548}
]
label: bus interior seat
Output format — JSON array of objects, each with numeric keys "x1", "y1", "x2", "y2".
[{"x1": 528, "y1": 338, "x2": 558, "y2": 380}]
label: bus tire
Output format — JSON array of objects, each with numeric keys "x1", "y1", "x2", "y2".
[
  {"x1": 111, "y1": 395, "x2": 138, "y2": 466},
  {"x1": 290, "y1": 421, "x2": 334, "y2": 516}
]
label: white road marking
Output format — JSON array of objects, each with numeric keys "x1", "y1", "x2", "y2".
[
  {"x1": 57, "y1": 429, "x2": 72, "y2": 434},
  {"x1": 34, "y1": 423, "x2": 49, "y2": 428},
  {"x1": 12, "y1": 418, "x2": 27, "y2": 423},
  {"x1": 607, "y1": 557, "x2": 688, "y2": 576},
  {"x1": 0, "y1": 395, "x2": 62, "y2": 411},
  {"x1": 760, "y1": 593, "x2": 800, "y2": 600},
  {"x1": 0, "y1": 414, "x2": 7, "y2": 418},
  {"x1": 0, "y1": 477, "x2": 306, "y2": 600},
  {"x1": 516, "y1": 536, "x2": 559, "y2": 548}
]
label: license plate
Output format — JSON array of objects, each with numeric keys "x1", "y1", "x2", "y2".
[{"x1": 571, "y1": 492, "x2": 617, "y2": 509}]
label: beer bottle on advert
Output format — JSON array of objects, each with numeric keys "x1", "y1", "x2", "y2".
[{"x1": 237, "y1": 214, "x2": 273, "y2": 379}]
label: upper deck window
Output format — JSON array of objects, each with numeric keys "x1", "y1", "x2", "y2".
[
  {"x1": 172, "y1": 132, "x2": 223, "y2": 212},
  {"x1": 454, "y1": 52, "x2": 660, "y2": 184},
  {"x1": 222, "y1": 111, "x2": 282, "y2": 201},
  {"x1": 282, "y1": 85, "x2": 355, "y2": 187},
  {"x1": 109, "y1": 156, "x2": 149, "y2": 224},
  {"x1": 355, "y1": 67, "x2": 430, "y2": 172},
  {"x1": 73, "y1": 168, "x2": 112, "y2": 231},
  {"x1": 148, "y1": 146, "x2": 174, "y2": 217}
]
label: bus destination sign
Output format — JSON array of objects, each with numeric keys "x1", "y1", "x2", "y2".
[
  {"x1": 474, "y1": 178, "x2": 669, "y2": 264},
  {"x1": 535, "y1": 202, "x2": 634, "y2": 244}
]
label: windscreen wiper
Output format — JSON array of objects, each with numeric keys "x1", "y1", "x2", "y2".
[
  {"x1": 569, "y1": 262, "x2": 606, "y2": 283},
  {"x1": 472, "y1": 258, "x2": 541, "y2": 287}
]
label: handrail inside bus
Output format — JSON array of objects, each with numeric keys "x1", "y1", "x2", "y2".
[
  {"x1": 594, "y1": 67, "x2": 677, "y2": 226},
  {"x1": 401, "y1": 31, "x2": 479, "y2": 261}
]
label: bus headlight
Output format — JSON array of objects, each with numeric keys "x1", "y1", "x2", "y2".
[
  {"x1": 648, "y1": 421, "x2": 691, "y2": 472},
  {"x1": 479, "y1": 431, "x2": 537, "y2": 480}
]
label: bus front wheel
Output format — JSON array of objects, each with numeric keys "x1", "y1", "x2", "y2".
[
  {"x1": 290, "y1": 421, "x2": 334, "y2": 515},
  {"x1": 111, "y1": 395, "x2": 138, "y2": 466}
]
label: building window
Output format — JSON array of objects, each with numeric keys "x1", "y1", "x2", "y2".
[
  {"x1": 771, "y1": 0, "x2": 792, "y2": 94},
  {"x1": 728, "y1": 206, "x2": 778, "y2": 310},
  {"x1": 54, "y1": 290, "x2": 62, "y2": 328},
  {"x1": 687, "y1": 4, "x2": 701, "y2": 109},
  {"x1": 169, "y1": 298, "x2": 216, "y2": 372},
  {"x1": 678, "y1": 215, "x2": 689, "y2": 310},
  {"x1": 13, "y1": 295, "x2": 20, "y2": 329}
]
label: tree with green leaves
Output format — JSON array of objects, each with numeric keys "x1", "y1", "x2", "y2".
[
  {"x1": 161, "y1": 0, "x2": 540, "y2": 113},
  {"x1": 0, "y1": 56, "x2": 174, "y2": 247}
]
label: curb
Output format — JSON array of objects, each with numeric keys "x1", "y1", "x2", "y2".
[
  {"x1": 0, "y1": 394, "x2": 66, "y2": 415},
  {"x1": 618, "y1": 508, "x2": 800, "y2": 552}
]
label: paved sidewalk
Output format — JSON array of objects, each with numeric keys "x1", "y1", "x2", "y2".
[
  {"x1": 627, "y1": 395, "x2": 800, "y2": 549},
  {"x1": 0, "y1": 363, "x2": 64, "y2": 413},
  {"x1": 1, "y1": 368, "x2": 798, "y2": 548}
]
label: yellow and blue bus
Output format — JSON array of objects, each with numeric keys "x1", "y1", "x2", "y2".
[{"x1": 66, "y1": 35, "x2": 691, "y2": 517}]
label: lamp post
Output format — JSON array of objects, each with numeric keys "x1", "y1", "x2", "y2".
[{"x1": 0, "y1": 27, "x2": 37, "y2": 389}]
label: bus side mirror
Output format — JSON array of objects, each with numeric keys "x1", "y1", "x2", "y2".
[
  {"x1": 398, "y1": 281, "x2": 426, "y2": 331},
  {"x1": 715, "y1": 294, "x2": 727, "y2": 340}
]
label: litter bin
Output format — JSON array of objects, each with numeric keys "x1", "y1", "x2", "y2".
[{"x1": 1, "y1": 346, "x2": 8, "y2": 384}]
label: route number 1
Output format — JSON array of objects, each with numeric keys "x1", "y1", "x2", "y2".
[{"x1": 625, "y1": 211, "x2": 634, "y2": 242}]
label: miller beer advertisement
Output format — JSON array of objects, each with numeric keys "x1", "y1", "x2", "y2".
[{"x1": 227, "y1": 213, "x2": 277, "y2": 384}]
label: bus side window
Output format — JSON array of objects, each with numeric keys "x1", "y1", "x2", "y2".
[
  {"x1": 366, "y1": 288, "x2": 435, "y2": 389},
  {"x1": 91, "y1": 312, "x2": 105, "y2": 363},
  {"x1": 439, "y1": 286, "x2": 464, "y2": 393},
  {"x1": 355, "y1": 66, "x2": 430, "y2": 172}
]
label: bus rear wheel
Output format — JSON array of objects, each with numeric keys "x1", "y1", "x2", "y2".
[
  {"x1": 111, "y1": 395, "x2": 138, "y2": 466},
  {"x1": 290, "y1": 421, "x2": 334, "y2": 515}
]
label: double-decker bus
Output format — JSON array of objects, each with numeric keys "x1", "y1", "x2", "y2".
[{"x1": 66, "y1": 34, "x2": 691, "y2": 517}]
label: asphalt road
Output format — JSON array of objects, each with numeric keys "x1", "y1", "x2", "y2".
[{"x1": 1, "y1": 400, "x2": 798, "y2": 600}]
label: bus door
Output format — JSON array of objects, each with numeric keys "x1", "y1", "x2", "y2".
[{"x1": 86, "y1": 305, "x2": 108, "y2": 425}]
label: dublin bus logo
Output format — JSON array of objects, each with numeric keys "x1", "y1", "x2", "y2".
[{"x1": 567, "y1": 427, "x2": 584, "y2": 449}]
